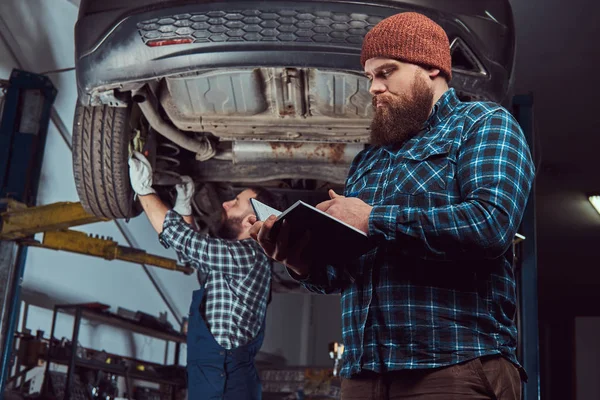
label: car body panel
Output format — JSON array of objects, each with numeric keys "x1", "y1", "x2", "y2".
[{"x1": 75, "y1": 0, "x2": 515, "y2": 104}]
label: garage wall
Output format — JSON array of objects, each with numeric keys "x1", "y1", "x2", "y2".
[
  {"x1": 575, "y1": 317, "x2": 600, "y2": 400},
  {"x1": 0, "y1": 0, "x2": 341, "y2": 369},
  {"x1": 310, "y1": 295, "x2": 343, "y2": 367}
]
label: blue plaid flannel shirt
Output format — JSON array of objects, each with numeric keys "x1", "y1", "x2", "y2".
[
  {"x1": 159, "y1": 210, "x2": 271, "y2": 349},
  {"x1": 296, "y1": 89, "x2": 535, "y2": 378}
]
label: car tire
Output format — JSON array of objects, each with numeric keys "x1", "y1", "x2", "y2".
[{"x1": 72, "y1": 103, "x2": 139, "y2": 219}]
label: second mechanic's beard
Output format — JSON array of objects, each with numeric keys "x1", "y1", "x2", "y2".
[
  {"x1": 370, "y1": 74, "x2": 434, "y2": 147},
  {"x1": 216, "y1": 212, "x2": 244, "y2": 240}
]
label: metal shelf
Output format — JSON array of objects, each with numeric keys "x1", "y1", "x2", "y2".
[
  {"x1": 47, "y1": 354, "x2": 185, "y2": 387},
  {"x1": 44, "y1": 303, "x2": 185, "y2": 400},
  {"x1": 56, "y1": 305, "x2": 186, "y2": 344}
]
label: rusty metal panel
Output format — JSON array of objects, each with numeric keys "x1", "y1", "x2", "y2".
[
  {"x1": 162, "y1": 67, "x2": 372, "y2": 142},
  {"x1": 192, "y1": 159, "x2": 351, "y2": 184},
  {"x1": 232, "y1": 141, "x2": 364, "y2": 165}
]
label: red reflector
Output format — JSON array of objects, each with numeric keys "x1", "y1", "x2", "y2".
[{"x1": 147, "y1": 37, "x2": 194, "y2": 47}]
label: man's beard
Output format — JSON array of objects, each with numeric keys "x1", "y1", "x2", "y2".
[
  {"x1": 370, "y1": 72, "x2": 434, "y2": 147},
  {"x1": 216, "y1": 211, "x2": 244, "y2": 240}
]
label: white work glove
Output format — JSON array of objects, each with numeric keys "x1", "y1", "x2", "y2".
[
  {"x1": 128, "y1": 151, "x2": 156, "y2": 196},
  {"x1": 173, "y1": 175, "x2": 195, "y2": 216}
]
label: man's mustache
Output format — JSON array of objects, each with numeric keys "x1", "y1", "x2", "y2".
[{"x1": 372, "y1": 95, "x2": 393, "y2": 109}]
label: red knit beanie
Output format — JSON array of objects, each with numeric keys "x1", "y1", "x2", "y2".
[{"x1": 361, "y1": 12, "x2": 452, "y2": 80}]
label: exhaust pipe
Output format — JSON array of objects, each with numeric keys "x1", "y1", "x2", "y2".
[{"x1": 133, "y1": 87, "x2": 215, "y2": 161}]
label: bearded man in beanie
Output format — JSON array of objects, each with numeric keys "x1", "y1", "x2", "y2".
[{"x1": 251, "y1": 11, "x2": 535, "y2": 400}]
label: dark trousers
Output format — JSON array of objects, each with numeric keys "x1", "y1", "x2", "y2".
[{"x1": 341, "y1": 356, "x2": 522, "y2": 400}]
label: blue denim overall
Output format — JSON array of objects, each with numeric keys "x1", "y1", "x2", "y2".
[{"x1": 186, "y1": 287, "x2": 264, "y2": 400}]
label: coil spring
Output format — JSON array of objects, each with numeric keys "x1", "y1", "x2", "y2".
[{"x1": 154, "y1": 142, "x2": 181, "y2": 185}]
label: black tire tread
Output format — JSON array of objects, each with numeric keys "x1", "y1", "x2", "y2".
[{"x1": 72, "y1": 103, "x2": 134, "y2": 219}]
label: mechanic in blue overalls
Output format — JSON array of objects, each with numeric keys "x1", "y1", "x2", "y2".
[{"x1": 129, "y1": 151, "x2": 282, "y2": 399}]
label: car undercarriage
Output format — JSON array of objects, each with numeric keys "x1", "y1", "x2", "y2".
[{"x1": 72, "y1": 0, "x2": 516, "y2": 234}]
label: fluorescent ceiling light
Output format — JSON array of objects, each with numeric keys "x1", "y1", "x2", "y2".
[{"x1": 589, "y1": 195, "x2": 600, "y2": 215}]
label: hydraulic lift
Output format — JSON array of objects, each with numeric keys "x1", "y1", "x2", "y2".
[
  {"x1": 0, "y1": 200, "x2": 192, "y2": 273},
  {"x1": 1, "y1": 69, "x2": 57, "y2": 398},
  {"x1": 0, "y1": 70, "x2": 189, "y2": 400}
]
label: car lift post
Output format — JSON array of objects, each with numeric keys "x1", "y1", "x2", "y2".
[
  {"x1": 0, "y1": 69, "x2": 56, "y2": 398},
  {"x1": 513, "y1": 94, "x2": 540, "y2": 400}
]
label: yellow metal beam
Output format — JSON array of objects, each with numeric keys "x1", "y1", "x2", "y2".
[
  {"x1": 0, "y1": 200, "x2": 107, "y2": 240},
  {"x1": 0, "y1": 200, "x2": 192, "y2": 274},
  {"x1": 33, "y1": 230, "x2": 193, "y2": 275}
]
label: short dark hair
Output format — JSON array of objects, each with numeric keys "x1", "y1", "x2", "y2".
[{"x1": 248, "y1": 186, "x2": 286, "y2": 212}]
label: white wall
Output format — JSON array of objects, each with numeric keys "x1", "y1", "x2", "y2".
[
  {"x1": 261, "y1": 293, "x2": 308, "y2": 365},
  {"x1": 575, "y1": 317, "x2": 600, "y2": 400},
  {"x1": 0, "y1": 0, "x2": 343, "y2": 370},
  {"x1": 310, "y1": 295, "x2": 342, "y2": 367}
]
